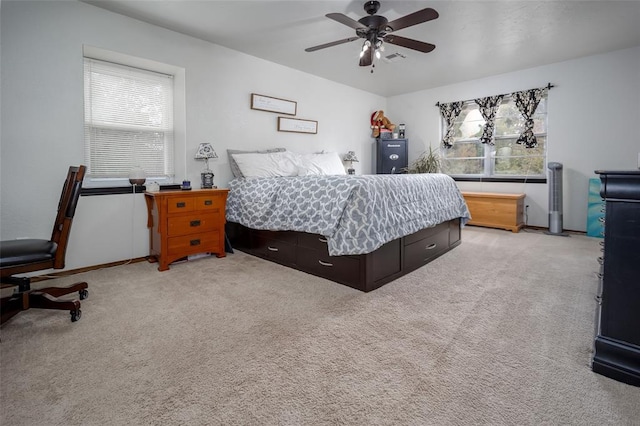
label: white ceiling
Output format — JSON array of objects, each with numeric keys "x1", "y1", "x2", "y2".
[{"x1": 82, "y1": 0, "x2": 640, "y2": 97}]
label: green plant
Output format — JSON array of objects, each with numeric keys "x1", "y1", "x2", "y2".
[{"x1": 406, "y1": 146, "x2": 441, "y2": 173}]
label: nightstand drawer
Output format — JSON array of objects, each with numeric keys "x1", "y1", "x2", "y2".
[
  {"x1": 403, "y1": 227, "x2": 449, "y2": 271},
  {"x1": 195, "y1": 195, "x2": 224, "y2": 212},
  {"x1": 167, "y1": 214, "x2": 220, "y2": 237},
  {"x1": 167, "y1": 197, "x2": 195, "y2": 214},
  {"x1": 167, "y1": 231, "x2": 220, "y2": 256}
]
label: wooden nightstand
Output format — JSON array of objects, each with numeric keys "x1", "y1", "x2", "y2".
[{"x1": 144, "y1": 189, "x2": 229, "y2": 271}]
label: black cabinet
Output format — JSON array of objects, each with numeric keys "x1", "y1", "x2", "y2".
[
  {"x1": 592, "y1": 170, "x2": 640, "y2": 386},
  {"x1": 376, "y1": 138, "x2": 407, "y2": 174}
]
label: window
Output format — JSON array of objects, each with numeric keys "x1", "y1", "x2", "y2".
[
  {"x1": 440, "y1": 94, "x2": 547, "y2": 180},
  {"x1": 84, "y1": 58, "x2": 174, "y2": 185}
]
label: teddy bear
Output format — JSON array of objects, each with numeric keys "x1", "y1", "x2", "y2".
[{"x1": 370, "y1": 110, "x2": 396, "y2": 138}]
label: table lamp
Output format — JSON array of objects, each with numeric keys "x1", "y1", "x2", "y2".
[
  {"x1": 128, "y1": 166, "x2": 146, "y2": 186},
  {"x1": 344, "y1": 151, "x2": 359, "y2": 175},
  {"x1": 195, "y1": 143, "x2": 218, "y2": 189}
]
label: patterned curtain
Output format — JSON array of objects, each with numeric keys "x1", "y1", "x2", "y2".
[
  {"x1": 474, "y1": 95, "x2": 504, "y2": 145},
  {"x1": 512, "y1": 87, "x2": 548, "y2": 148},
  {"x1": 439, "y1": 101, "x2": 464, "y2": 148}
]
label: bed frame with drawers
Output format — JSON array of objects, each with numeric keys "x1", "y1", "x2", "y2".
[{"x1": 226, "y1": 218, "x2": 461, "y2": 292}]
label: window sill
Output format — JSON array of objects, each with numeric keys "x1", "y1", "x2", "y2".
[
  {"x1": 451, "y1": 176, "x2": 547, "y2": 184},
  {"x1": 81, "y1": 184, "x2": 181, "y2": 196}
]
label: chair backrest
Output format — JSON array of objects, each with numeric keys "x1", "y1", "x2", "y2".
[{"x1": 50, "y1": 165, "x2": 86, "y2": 269}]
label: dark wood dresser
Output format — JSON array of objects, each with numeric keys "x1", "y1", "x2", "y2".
[{"x1": 592, "y1": 170, "x2": 640, "y2": 386}]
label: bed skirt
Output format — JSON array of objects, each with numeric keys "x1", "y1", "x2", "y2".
[{"x1": 226, "y1": 218, "x2": 461, "y2": 292}]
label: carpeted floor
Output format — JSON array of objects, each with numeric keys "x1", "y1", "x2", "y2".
[{"x1": 1, "y1": 227, "x2": 639, "y2": 425}]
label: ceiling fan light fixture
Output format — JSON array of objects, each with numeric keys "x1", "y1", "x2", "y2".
[{"x1": 305, "y1": 1, "x2": 438, "y2": 68}]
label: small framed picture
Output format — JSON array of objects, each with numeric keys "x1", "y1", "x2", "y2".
[
  {"x1": 277, "y1": 117, "x2": 318, "y2": 134},
  {"x1": 251, "y1": 93, "x2": 297, "y2": 115}
]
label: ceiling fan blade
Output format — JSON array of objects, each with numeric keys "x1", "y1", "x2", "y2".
[
  {"x1": 359, "y1": 48, "x2": 373, "y2": 67},
  {"x1": 326, "y1": 13, "x2": 367, "y2": 30},
  {"x1": 383, "y1": 34, "x2": 436, "y2": 53},
  {"x1": 305, "y1": 37, "x2": 360, "y2": 52},
  {"x1": 385, "y1": 8, "x2": 439, "y2": 32}
]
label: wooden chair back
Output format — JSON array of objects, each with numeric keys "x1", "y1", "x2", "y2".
[{"x1": 50, "y1": 165, "x2": 86, "y2": 269}]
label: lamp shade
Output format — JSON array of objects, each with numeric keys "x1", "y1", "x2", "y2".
[
  {"x1": 128, "y1": 166, "x2": 146, "y2": 185},
  {"x1": 195, "y1": 143, "x2": 218, "y2": 160},
  {"x1": 344, "y1": 151, "x2": 359, "y2": 162}
]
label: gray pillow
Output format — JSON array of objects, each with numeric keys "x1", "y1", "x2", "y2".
[{"x1": 227, "y1": 148, "x2": 286, "y2": 178}]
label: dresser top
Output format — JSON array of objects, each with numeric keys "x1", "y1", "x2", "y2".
[
  {"x1": 595, "y1": 170, "x2": 640, "y2": 176},
  {"x1": 145, "y1": 188, "x2": 229, "y2": 196}
]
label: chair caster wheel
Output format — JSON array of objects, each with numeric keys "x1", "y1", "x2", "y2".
[
  {"x1": 70, "y1": 309, "x2": 82, "y2": 322},
  {"x1": 79, "y1": 289, "x2": 88, "y2": 300}
]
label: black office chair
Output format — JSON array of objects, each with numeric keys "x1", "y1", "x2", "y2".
[{"x1": 1, "y1": 165, "x2": 88, "y2": 324}]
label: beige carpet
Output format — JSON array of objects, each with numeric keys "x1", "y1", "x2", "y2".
[{"x1": 1, "y1": 227, "x2": 639, "y2": 425}]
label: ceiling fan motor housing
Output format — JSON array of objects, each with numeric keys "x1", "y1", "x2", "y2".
[{"x1": 358, "y1": 15, "x2": 388, "y2": 31}]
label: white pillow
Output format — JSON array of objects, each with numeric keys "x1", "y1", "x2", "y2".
[
  {"x1": 231, "y1": 151, "x2": 299, "y2": 178},
  {"x1": 227, "y1": 147, "x2": 286, "y2": 178},
  {"x1": 296, "y1": 152, "x2": 346, "y2": 176}
]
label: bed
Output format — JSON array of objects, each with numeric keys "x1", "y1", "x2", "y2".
[{"x1": 225, "y1": 152, "x2": 470, "y2": 291}]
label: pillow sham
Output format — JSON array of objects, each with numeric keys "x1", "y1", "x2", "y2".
[
  {"x1": 227, "y1": 148, "x2": 286, "y2": 178},
  {"x1": 296, "y1": 152, "x2": 346, "y2": 176},
  {"x1": 231, "y1": 151, "x2": 300, "y2": 178}
]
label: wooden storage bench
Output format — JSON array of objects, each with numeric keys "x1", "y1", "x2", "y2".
[{"x1": 461, "y1": 192, "x2": 525, "y2": 233}]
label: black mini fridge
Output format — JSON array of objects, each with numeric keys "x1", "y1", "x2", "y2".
[{"x1": 376, "y1": 138, "x2": 408, "y2": 174}]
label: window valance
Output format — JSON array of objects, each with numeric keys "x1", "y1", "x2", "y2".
[{"x1": 436, "y1": 83, "x2": 553, "y2": 149}]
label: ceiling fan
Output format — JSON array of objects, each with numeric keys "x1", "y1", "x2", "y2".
[{"x1": 305, "y1": 1, "x2": 439, "y2": 68}]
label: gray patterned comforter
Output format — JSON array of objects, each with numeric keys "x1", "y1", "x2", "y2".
[{"x1": 226, "y1": 174, "x2": 471, "y2": 256}]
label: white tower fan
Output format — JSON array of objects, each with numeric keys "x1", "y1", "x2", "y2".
[{"x1": 546, "y1": 162, "x2": 568, "y2": 236}]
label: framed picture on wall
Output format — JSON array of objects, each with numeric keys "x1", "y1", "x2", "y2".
[
  {"x1": 277, "y1": 117, "x2": 318, "y2": 134},
  {"x1": 250, "y1": 93, "x2": 297, "y2": 115}
]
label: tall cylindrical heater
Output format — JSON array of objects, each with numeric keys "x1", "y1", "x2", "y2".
[{"x1": 546, "y1": 162, "x2": 568, "y2": 236}]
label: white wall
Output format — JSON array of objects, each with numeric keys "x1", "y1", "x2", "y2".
[
  {"x1": 2, "y1": 1, "x2": 638, "y2": 272},
  {"x1": 388, "y1": 45, "x2": 640, "y2": 231},
  {"x1": 0, "y1": 1, "x2": 384, "y2": 270}
]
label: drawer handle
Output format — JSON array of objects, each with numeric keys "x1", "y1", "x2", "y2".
[
  {"x1": 267, "y1": 246, "x2": 279, "y2": 252},
  {"x1": 597, "y1": 256, "x2": 603, "y2": 264},
  {"x1": 318, "y1": 260, "x2": 333, "y2": 267},
  {"x1": 176, "y1": 202, "x2": 186, "y2": 208},
  {"x1": 204, "y1": 200, "x2": 212, "y2": 206},
  {"x1": 190, "y1": 220, "x2": 201, "y2": 227},
  {"x1": 190, "y1": 239, "x2": 201, "y2": 246},
  {"x1": 425, "y1": 243, "x2": 437, "y2": 250},
  {"x1": 318, "y1": 237, "x2": 328, "y2": 243}
]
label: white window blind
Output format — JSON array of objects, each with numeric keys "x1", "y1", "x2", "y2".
[{"x1": 84, "y1": 58, "x2": 174, "y2": 181}]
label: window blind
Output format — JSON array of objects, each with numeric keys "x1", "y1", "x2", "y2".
[{"x1": 84, "y1": 58, "x2": 174, "y2": 180}]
